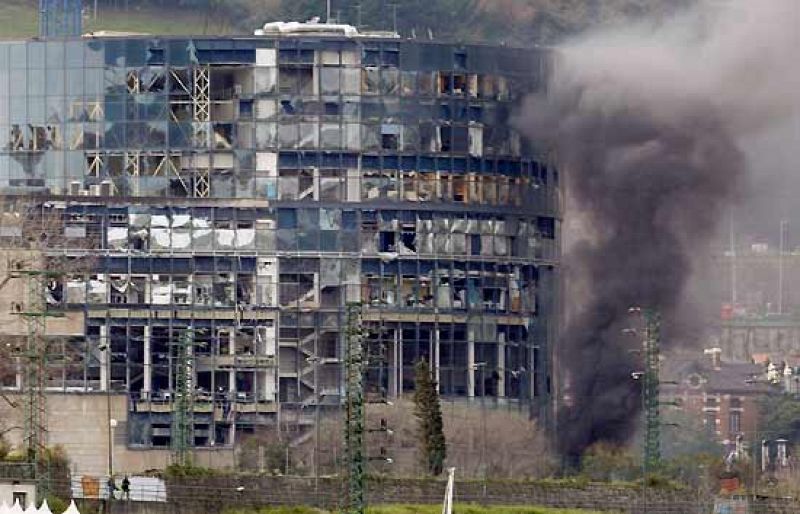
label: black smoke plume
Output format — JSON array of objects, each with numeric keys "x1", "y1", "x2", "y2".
[{"x1": 517, "y1": 0, "x2": 800, "y2": 458}]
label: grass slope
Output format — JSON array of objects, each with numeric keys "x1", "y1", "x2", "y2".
[{"x1": 0, "y1": 0, "x2": 219, "y2": 38}]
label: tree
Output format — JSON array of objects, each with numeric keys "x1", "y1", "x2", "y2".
[
  {"x1": 760, "y1": 393, "x2": 800, "y2": 442},
  {"x1": 413, "y1": 359, "x2": 446, "y2": 476}
]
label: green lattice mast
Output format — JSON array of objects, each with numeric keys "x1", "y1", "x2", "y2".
[
  {"x1": 643, "y1": 310, "x2": 661, "y2": 470},
  {"x1": 171, "y1": 329, "x2": 194, "y2": 466},
  {"x1": 12, "y1": 266, "x2": 63, "y2": 499},
  {"x1": 344, "y1": 303, "x2": 366, "y2": 514}
]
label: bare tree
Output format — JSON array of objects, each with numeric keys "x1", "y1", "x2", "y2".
[{"x1": 366, "y1": 399, "x2": 556, "y2": 479}]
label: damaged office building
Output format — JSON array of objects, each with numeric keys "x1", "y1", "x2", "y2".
[{"x1": 0, "y1": 21, "x2": 559, "y2": 474}]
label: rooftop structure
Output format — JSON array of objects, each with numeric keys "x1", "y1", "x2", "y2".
[{"x1": 0, "y1": 23, "x2": 560, "y2": 474}]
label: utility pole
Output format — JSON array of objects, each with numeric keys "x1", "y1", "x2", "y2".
[
  {"x1": 12, "y1": 266, "x2": 63, "y2": 500},
  {"x1": 1, "y1": 199, "x2": 94, "y2": 499},
  {"x1": 343, "y1": 303, "x2": 366, "y2": 514},
  {"x1": 626, "y1": 307, "x2": 662, "y2": 514},
  {"x1": 643, "y1": 310, "x2": 661, "y2": 470},
  {"x1": 778, "y1": 220, "x2": 788, "y2": 315},
  {"x1": 171, "y1": 329, "x2": 194, "y2": 466},
  {"x1": 729, "y1": 209, "x2": 737, "y2": 305}
]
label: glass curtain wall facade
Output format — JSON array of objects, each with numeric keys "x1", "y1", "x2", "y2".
[{"x1": 0, "y1": 34, "x2": 559, "y2": 449}]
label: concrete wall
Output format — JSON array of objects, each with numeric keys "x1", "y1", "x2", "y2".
[
  {"x1": 0, "y1": 480, "x2": 36, "y2": 509},
  {"x1": 0, "y1": 393, "x2": 234, "y2": 476},
  {"x1": 0, "y1": 249, "x2": 84, "y2": 337}
]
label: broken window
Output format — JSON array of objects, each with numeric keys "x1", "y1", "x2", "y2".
[
  {"x1": 279, "y1": 169, "x2": 315, "y2": 201},
  {"x1": 320, "y1": 67, "x2": 340, "y2": 95},
  {"x1": 341, "y1": 68, "x2": 360, "y2": 95},
  {"x1": 496, "y1": 76, "x2": 510, "y2": 100},
  {"x1": 255, "y1": 123, "x2": 277, "y2": 149},
  {"x1": 478, "y1": 75, "x2": 495, "y2": 98},
  {"x1": 468, "y1": 74, "x2": 479, "y2": 98},
  {"x1": 440, "y1": 125, "x2": 468, "y2": 153},
  {"x1": 381, "y1": 69, "x2": 400, "y2": 95},
  {"x1": 213, "y1": 273, "x2": 235, "y2": 307},
  {"x1": 194, "y1": 275, "x2": 213, "y2": 306},
  {"x1": 469, "y1": 125, "x2": 483, "y2": 157},
  {"x1": 278, "y1": 122, "x2": 299, "y2": 148},
  {"x1": 400, "y1": 71, "x2": 416, "y2": 96},
  {"x1": 298, "y1": 122, "x2": 319, "y2": 149},
  {"x1": 278, "y1": 66, "x2": 314, "y2": 95},
  {"x1": 417, "y1": 72, "x2": 435, "y2": 96},
  {"x1": 381, "y1": 123, "x2": 401, "y2": 150},
  {"x1": 319, "y1": 170, "x2": 344, "y2": 201},
  {"x1": 360, "y1": 124, "x2": 380, "y2": 151},
  {"x1": 453, "y1": 74, "x2": 467, "y2": 95},
  {"x1": 361, "y1": 67, "x2": 381, "y2": 95},
  {"x1": 419, "y1": 123, "x2": 440, "y2": 152},
  {"x1": 173, "y1": 276, "x2": 192, "y2": 305},
  {"x1": 320, "y1": 123, "x2": 341, "y2": 149}
]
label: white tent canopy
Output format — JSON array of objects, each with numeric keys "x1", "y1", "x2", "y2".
[{"x1": 36, "y1": 499, "x2": 52, "y2": 514}]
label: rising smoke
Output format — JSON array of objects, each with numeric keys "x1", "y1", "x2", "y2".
[{"x1": 517, "y1": 0, "x2": 800, "y2": 458}]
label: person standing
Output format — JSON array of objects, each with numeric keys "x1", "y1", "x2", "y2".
[{"x1": 121, "y1": 476, "x2": 131, "y2": 501}]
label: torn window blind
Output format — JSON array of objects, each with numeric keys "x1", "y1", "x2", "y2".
[
  {"x1": 66, "y1": 278, "x2": 86, "y2": 304},
  {"x1": 216, "y1": 228, "x2": 235, "y2": 249},
  {"x1": 171, "y1": 229, "x2": 191, "y2": 250},
  {"x1": 171, "y1": 214, "x2": 191, "y2": 227},
  {"x1": 192, "y1": 218, "x2": 213, "y2": 251},
  {"x1": 108, "y1": 227, "x2": 128, "y2": 250},
  {"x1": 151, "y1": 281, "x2": 171, "y2": 305},
  {"x1": 88, "y1": 276, "x2": 108, "y2": 303},
  {"x1": 235, "y1": 228, "x2": 255, "y2": 248},
  {"x1": 320, "y1": 259, "x2": 341, "y2": 288},
  {"x1": 151, "y1": 228, "x2": 170, "y2": 250},
  {"x1": 150, "y1": 214, "x2": 169, "y2": 228}
]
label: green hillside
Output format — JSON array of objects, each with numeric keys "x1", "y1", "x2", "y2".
[
  {"x1": 0, "y1": 0, "x2": 221, "y2": 38},
  {"x1": 0, "y1": 0, "x2": 694, "y2": 43}
]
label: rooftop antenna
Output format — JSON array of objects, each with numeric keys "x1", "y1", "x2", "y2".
[
  {"x1": 392, "y1": 2, "x2": 398, "y2": 34},
  {"x1": 326, "y1": 0, "x2": 331, "y2": 23}
]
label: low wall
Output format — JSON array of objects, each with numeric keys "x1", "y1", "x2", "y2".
[
  {"x1": 161, "y1": 476, "x2": 703, "y2": 513},
  {"x1": 90, "y1": 477, "x2": 800, "y2": 514}
]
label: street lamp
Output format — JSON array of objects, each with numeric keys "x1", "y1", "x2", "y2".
[
  {"x1": 305, "y1": 355, "x2": 320, "y2": 492},
  {"x1": 98, "y1": 343, "x2": 115, "y2": 480},
  {"x1": 471, "y1": 362, "x2": 487, "y2": 492}
]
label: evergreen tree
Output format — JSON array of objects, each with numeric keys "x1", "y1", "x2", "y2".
[{"x1": 413, "y1": 359, "x2": 446, "y2": 476}]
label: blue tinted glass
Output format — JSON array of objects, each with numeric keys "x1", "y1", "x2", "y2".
[
  {"x1": 65, "y1": 41, "x2": 83, "y2": 67},
  {"x1": 28, "y1": 43, "x2": 45, "y2": 69},
  {"x1": 9, "y1": 44, "x2": 25, "y2": 69}
]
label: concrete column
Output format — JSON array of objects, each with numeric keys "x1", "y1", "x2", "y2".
[
  {"x1": 398, "y1": 330, "x2": 403, "y2": 396},
  {"x1": 434, "y1": 329, "x2": 440, "y2": 392},
  {"x1": 143, "y1": 325, "x2": 152, "y2": 396},
  {"x1": 100, "y1": 325, "x2": 108, "y2": 392},
  {"x1": 467, "y1": 339, "x2": 475, "y2": 398},
  {"x1": 388, "y1": 329, "x2": 398, "y2": 399},
  {"x1": 497, "y1": 342, "x2": 505, "y2": 398},
  {"x1": 229, "y1": 328, "x2": 237, "y2": 394}
]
